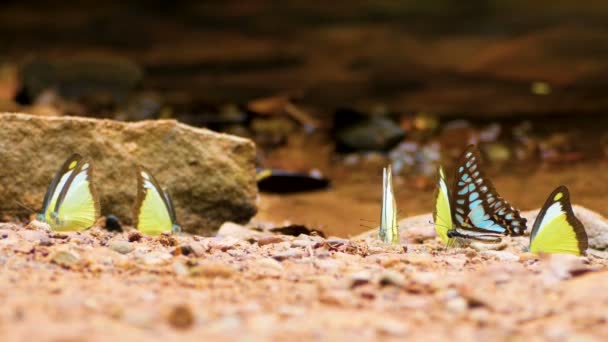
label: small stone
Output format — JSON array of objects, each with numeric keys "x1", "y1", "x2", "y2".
[
  {"x1": 314, "y1": 259, "x2": 341, "y2": 271},
  {"x1": 378, "y1": 270, "x2": 406, "y2": 287},
  {"x1": 109, "y1": 240, "x2": 134, "y2": 254},
  {"x1": 217, "y1": 222, "x2": 264, "y2": 240},
  {"x1": 173, "y1": 245, "x2": 194, "y2": 256},
  {"x1": 189, "y1": 261, "x2": 235, "y2": 278},
  {"x1": 140, "y1": 252, "x2": 173, "y2": 266},
  {"x1": 255, "y1": 257, "x2": 284, "y2": 271},
  {"x1": 377, "y1": 319, "x2": 409, "y2": 336},
  {"x1": 469, "y1": 308, "x2": 492, "y2": 325},
  {"x1": 542, "y1": 254, "x2": 588, "y2": 283},
  {"x1": 13, "y1": 241, "x2": 35, "y2": 254},
  {"x1": 257, "y1": 235, "x2": 285, "y2": 246},
  {"x1": 292, "y1": 238, "x2": 316, "y2": 248},
  {"x1": 25, "y1": 219, "x2": 51, "y2": 231},
  {"x1": 445, "y1": 296, "x2": 468, "y2": 314},
  {"x1": 272, "y1": 248, "x2": 302, "y2": 261},
  {"x1": 167, "y1": 304, "x2": 195, "y2": 330},
  {"x1": 128, "y1": 231, "x2": 143, "y2": 242},
  {"x1": 159, "y1": 233, "x2": 178, "y2": 247},
  {"x1": 188, "y1": 242, "x2": 207, "y2": 257},
  {"x1": 173, "y1": 261, "x2": 189, "y2": 276},
  {"x1": 50, "y1": 250, "x2": 81, "y2": 268},
  {"x1": 349, "y1": 270, "x2": 372, "y2": 288},
  {"x1": 208, "y1": 237, "x2": 240, "y2": 251}
]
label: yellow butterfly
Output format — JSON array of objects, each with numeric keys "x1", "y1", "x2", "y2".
[
  {"x1": 378, "y1": 165, "x2": 399, "y2": 244},
  {"x1": 529, "y1": 186, "x2": 588, "y2": 256},
  {"x1": 38, "y1": 153, "x2": 100, "y2": 231},
  {"x1": 132, "y1": 166, "x2": 181, "y2": 236}
]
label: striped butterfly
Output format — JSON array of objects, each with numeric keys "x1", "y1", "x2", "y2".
[
  {"x1": 132, "y1": 166, "x2": 181, "y2": 236},
  {"x1": 378, "y1": 165, "x2": 399, "y2": 244},
  {"x1": 38, "y1": 153, "x2": 100, "y2": 231},
  {"x1": 529, "y1": 186, "x2": 588, "y2": 255},
  {"x1": 433, "y1": 145, "x2": 526, "y2": 245}
]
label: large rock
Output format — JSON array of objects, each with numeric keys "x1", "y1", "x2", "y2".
[{"x1": 0, "y1": 113, "x2": 257, "y2": 235}]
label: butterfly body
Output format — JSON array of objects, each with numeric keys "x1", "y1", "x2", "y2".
[
  {"x1": 378, "y1": 165, "x2": 399, "y2": 244},
  {"x1": 433, "y1": 145, "x2": 526, "y2": 245},
  {"x1": 133, "y1": 166, "x2": 181, "y2": 236},
  {"x1": 38, "y1": 154, "x2": 100, "y2": 231},
  {"x1": 529, "y1": 186, "x2": 588, "y2": 255}
]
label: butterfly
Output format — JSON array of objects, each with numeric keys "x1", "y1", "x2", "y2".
[
  {"x1": 433, "y1": 145, "x2": 526, "y2": 245},
  {"x1": 379, "y1": 165, "x2": 399, "y2": 244},
  {"x1": 133, "y1": 166, "x2": 181, "y2": 236},
  {"x1": 529, "y1": 186, "x2": 588, "y2": 255},
  {"x1": 37, "y1": 153, "x2": 100, "y2": 231}
]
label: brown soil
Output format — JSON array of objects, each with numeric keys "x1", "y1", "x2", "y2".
[{"x1": 1, "y1": 223, "x2": 607, "y2": 341}]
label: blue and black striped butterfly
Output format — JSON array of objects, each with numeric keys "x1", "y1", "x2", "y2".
[{"x1": 433, "y1": 145, "x2": 526, "y2": 245}]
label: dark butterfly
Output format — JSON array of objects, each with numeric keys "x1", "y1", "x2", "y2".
[{"x1": 433, "y1": 145, "x2": 527, "y2": 244}]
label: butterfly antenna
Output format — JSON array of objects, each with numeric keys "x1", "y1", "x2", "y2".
[
  {"x1": 359, "y1": 218, "x2": 378, "y2": 223},
  {"x1": 359, "y1": 224, "x2": 375, "y2": 230},
  {"x1": 429, "y1": 220, "x2": 452, "y2": 231}
]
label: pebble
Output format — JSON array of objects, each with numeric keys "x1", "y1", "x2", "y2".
[
  {"x1": 109, "y1": 240, "x2": 134, "y2": 254},
  {"x1": 272, "y1": 248, "x2": 302, "y2": 261},
  {"x1": 25, "y1": 220, "x2": 51, "y2": 231},
  {"x1": 349, "y1": 270, "x2": 372, "y2": 288},
  {"x1": 208, "y1": 237, "x2": 240, "y2": 251},
  {"x1": 542, "y1": 254, "x2": 588, "y2": 284},
  {"x1": 378, "y1": 270, "x2": 406, "y2": 287},
  {"x1": 167, "y1": 304, "x2": 195, "y2": 330},
  {"x1": 13, "y1": 241, "x2": 35, "y2": 254},
  {"x1": 257, "y1": 235, "x2": 285, "y2": 246},
  {"x1": 314, "y1": 258, "x2": 341, "y2": 271},
  {"x1": 140, "y1": 252, "x2": 173, "y2": 266},
  {"x1": 128, "y1": 231, "x2": 143, "y2": 242},
  {"x1": 377, "y1": 319, "x2": 409, "y2": 336},
  {"x1": 255, "y1": 257, "x2": 284, "y2": 271},
  {"x1": 445, "y1": 296, "x2": 468, "y2": 314},
  {"x1": 172, "y1": 261, "x2": 189, "y2": 276},
  {"x1": 159, "y1": 233, "x2": 178, "y2": 247},
  {"x1": 188, "y1": 242, "x2": 208, "y2": 257},
  {"x1": 50, "y1": 250, "x2": 81, "y2": 268},
  {"x1": 292, "y1": 238, "x2": 316, "y2": 248}
]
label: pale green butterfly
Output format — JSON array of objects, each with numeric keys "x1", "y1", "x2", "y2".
[
  {"x1": 38, "y1": 153, "x2": 100, "y2": 231},
  {"x1": 132, "y1": 166, "x2": 181, "y2": 236}
]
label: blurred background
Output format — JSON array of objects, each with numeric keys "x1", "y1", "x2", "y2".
[{"x1": 1, "y1": 0, "x2": 607, "y2": 236}]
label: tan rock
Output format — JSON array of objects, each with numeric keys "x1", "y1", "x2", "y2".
[{"x1": 0, "y1": 113, "x2": 257, "y2": 234}]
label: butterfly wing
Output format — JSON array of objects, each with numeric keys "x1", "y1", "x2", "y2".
[
  {"x1": 433, "y1": 166, "x2": 452, "y2": 244},
  {"x1": 133, "y1": 166, "x2": 177, "y2": 236},
  {"x1": 529, "y1": 186, "x2": 588, "y2": 255},
  {"x1": 39, "y1": 153, "x2": 82, "y2": 221},
  {"x1": 379, "y1": 166, "x2": 399, "y2": 244},
  {"x1": 450, "y1": 145, "x2": 526, "y2": 237},
  {"x1": 51, "y1": 158, "x2": 100, "y2": 231}
]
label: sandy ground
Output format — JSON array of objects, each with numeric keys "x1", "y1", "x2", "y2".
[{"x1": 1, "y1": 218, "x2": 608, "y2": 341}]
